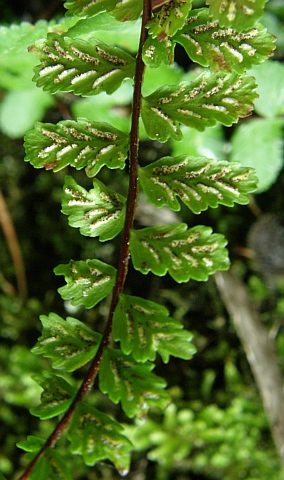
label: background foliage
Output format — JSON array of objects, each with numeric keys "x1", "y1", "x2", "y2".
[{"x1": 0, "y1": 0, "x2": 284, "y2": 479}]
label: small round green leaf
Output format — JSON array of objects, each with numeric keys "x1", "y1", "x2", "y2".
[{"x1": 231, "y1": 118, "x2": 284, "y2": 193}]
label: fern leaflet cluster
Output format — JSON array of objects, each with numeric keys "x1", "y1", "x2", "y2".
[{"x1": 14, "y1": 0, "x2": 275, "y2": 478}]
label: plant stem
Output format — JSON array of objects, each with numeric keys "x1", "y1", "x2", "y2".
[
  {"x1": 0, "y1": 188, "x2": 27, "y2": 299},
  {"x1": 216, "y1": 270, "x2": 284, "y2": 471},
  {"x1": 18, "y1": 2, "x2": 152, "y2": 478}
]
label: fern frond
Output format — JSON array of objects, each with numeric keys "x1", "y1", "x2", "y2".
[
  {"x1": 113, "y1": 294, "x2": 196, "y2": 363},
  {"x1": 141, "y1": 72, "x2": 257, "y2": 141},
  {"x1": 139, "y1": 155, "x2": 258, "y2": 213},
  {"x1": 54, "y1": 259, "x2": 116, "y2": 308},
  {"x1": 30, "y1": 34, "x2": 135, "y2": 96},
  {"x1": 130, "y1": 223, "x2": 229, "y2": 282},
  {"x1": 24, "y1": 118, "x2": 129, "y2": 176},
  {"x1": 99, "y1": 348, "x2": 170, "y2": 418},
  {"x1": 62, "y1": 176, "x2": 126, "y2": 241},
  {"x1": 31, "y1": 313, "x2": 102, "y2": 372},
  {"x1": 68, "y1": 403, "x2": 132, "y2": 475}
]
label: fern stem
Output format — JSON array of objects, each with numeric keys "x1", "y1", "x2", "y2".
[
  {"x1": 106, "y1": 0, "x2": 152, "y2": 329},
  {"x1": 18, "y1": 2, "x2": 152, "y2": 478}
]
